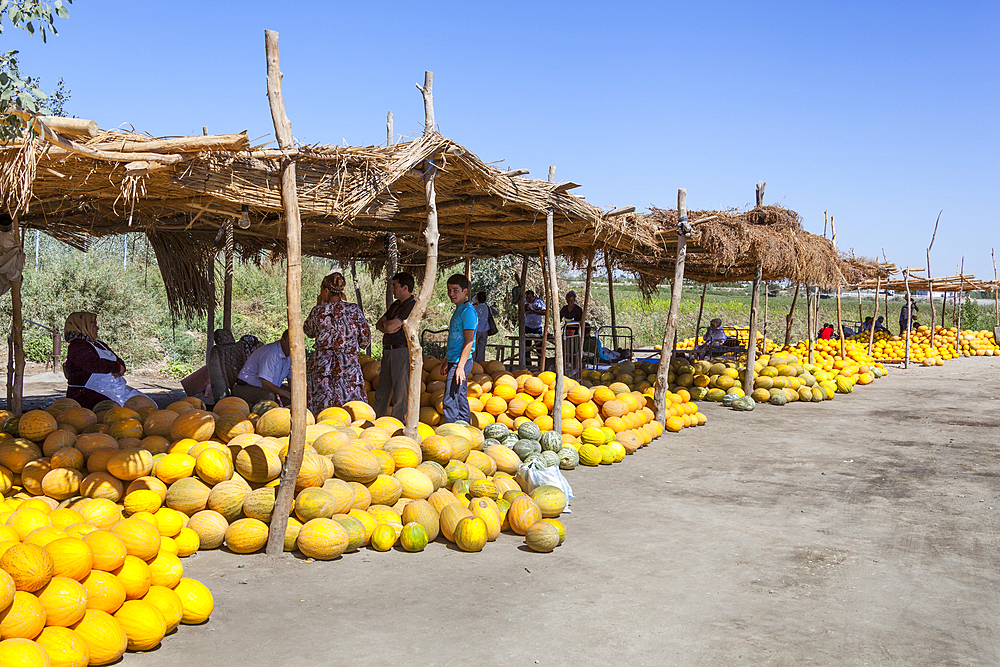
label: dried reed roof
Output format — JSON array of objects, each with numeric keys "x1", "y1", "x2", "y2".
[
  {"x1": 0, "y1": 118, "x2": 661, "y2": 313},
  {"x1": 851, "y1": 273, "x2": 998, "y2": 293},
  {"x1": 617, "y1": 205, "x2": 892, "y2": 294}
]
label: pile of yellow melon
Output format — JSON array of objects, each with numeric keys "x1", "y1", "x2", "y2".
[
  {"x1": 855, "y1": 326, "x2": 998, "y2": 364},
  {"x1": 0, "y1": 492, "x2": 213, "y2": 665},
  {"x1": 0, "y1": 395, "x2": 575, "y2": 564},
  {"x1": 957, "y1": 329, "x2": 999, "y2": 356}
]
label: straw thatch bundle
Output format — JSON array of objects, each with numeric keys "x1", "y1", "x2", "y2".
[{"x1": 0, "y1": 118, "x2": 660, "y2": 314}]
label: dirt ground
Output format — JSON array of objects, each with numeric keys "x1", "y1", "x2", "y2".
[{"x1": 16, "y1": 358, "x2": 1000, "y2": 666}]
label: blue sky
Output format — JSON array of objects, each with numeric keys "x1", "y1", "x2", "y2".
[{"x1": 5, "y1": 1, "x2": 999, "y2": 279}]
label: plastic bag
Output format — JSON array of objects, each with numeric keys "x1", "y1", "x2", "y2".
[{"x1": 515, "y1": 459, "x2": 573, "y2": 512}]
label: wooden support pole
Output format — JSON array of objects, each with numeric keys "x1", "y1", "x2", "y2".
[
  {"x1": 581, "y1": 250, "x2": 594, "y2": 332},
  {"x1": 993, "y1": 248, "x2": 998, "y2": 327},
  {"x1": 694, "y1": 283, "x2": 708, "y2": 344},
  {"x1": 745, "y1": 267, "x2": 762, "y2": 391},
  {"x1": 517, "y1": 255, "x2": 528, "y2": 369},
  {"x1": 545, "y1": 166, "x2": 563, "y2": 435},
  {"x1": 806, "y1": 284, "x2": 815, "y2": 364},
  {"x1": 867, "y1": 275, "x2": 881, "y2": 355},
  {"x1": 539, "y1": 247, "x2": 550, "y2": 371},
  {"x1": 654, "y1": 188, "x2": 688, "y2": 424},
  {"x1": 263, "y1": 29, "x2": 307, "y2": 557},
  {"x1": 604, "y1": 252, "x2": 617, "y2": 350},
  {"x1": 835, "y1": 285, "x2": 845, "y2": 358},
  {"x1": 206, "y1": 255, "x2": 215, "y2": 366},
  {"x1": 223, "y1": 220, "x2": 234, "y2": 331},
  {"x1": 763, "y1": 282, "x2": 769, "y2": 342},
  {"x1": 350, "y1": 260, "x2": 371, "y2": 356},
  {"x1": 8, "y1": 217, "x2": 24, "y2": 415},
  {"x1": 903, "y1": 270, "x2": 912, "y2": 368},
  {"x1": 402, "y1": 71, "x2": 439, "y2": 439},
  {"x1": 857, "y1": 286, "x2": 863, "y2": 325},
  {"x1": 385, "y1": 111, "x2": 397, "y2": 311},
  {"x1": 926, "y1": 211, "x2": 941, "y2": 347},
  {"x1": 956, "y1": 256, "x2": 965, "y2": 331},
  {"x1": 464, "y1": 257, "x2": 471, "y2": 280},
  {"x1": 784, "y1": 282, "x2": 800, "y2": 347}
]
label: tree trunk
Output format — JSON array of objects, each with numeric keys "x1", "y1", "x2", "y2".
[
  {"x1": 605, "y1": 252, "x2": 617, "y2": 349},
  {"x1": 540, "y1": 247, "x2": 550, "y2": 372},
  {"x1": 263, "y1": 29, "x2": 307, "y2": 557},
  {"x1": 223, "y1": 221, "x2": 234, "y2": 331},
  {"x1": 694, "y1": 283, "x2": 708, "y2": 345},
  {"x1": 654, "y1": 188, "x2": 688, "y2": 424}
]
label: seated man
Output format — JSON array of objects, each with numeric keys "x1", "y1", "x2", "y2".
[
  {"x1": 861, "y1": 317, "x2": 874, "y2": 332},
  {"x1": 874, "y1": 316, "x2": 890, "y2": 334},
  {"x1": 697, "y1": 318, "x2": 729, "y2": 352},
  {"x1": 232, "y1": 330, "x2": 292, "y2": 406}
]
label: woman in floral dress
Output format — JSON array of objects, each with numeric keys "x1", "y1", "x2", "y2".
[{"x1": 304, "y1": 272, "x2": 372, "y2": 414}]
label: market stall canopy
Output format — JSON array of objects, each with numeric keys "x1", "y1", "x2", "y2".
[
  {"x1": 0, "y1": 116, "x2": 660, "y2": 313},
  {"x1": 614, "y1": 204, "x2": 893, "y2": 293}
]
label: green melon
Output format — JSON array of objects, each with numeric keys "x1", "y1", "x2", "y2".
[
  {"x1": 769, "y1": 392, "x2": 788, "y2": 406},
  {"x1": 512, "y1": 440, "x2": 542, "y2": 460},
  {"x1": 539, "y1": 450, "x2": 560, "y2": 467},
  {"x1": 517, "y1": 422, "x2": 542, "y2": 442},
  {"x1": 539, "y1": 431, "x2": 562, "y2": 452},
  {"x1": 483, "y1": 423, "x2": 510, "y2": 441},
  {"x1": 252, "y1": 400, "x2": 279, "y2": 416},
  {"x1": 558, "y1": 447, "x2": 579, "y2": 470}
]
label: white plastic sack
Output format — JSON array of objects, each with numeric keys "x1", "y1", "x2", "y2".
[{"x1": 515, "y1": 459, "x2": 573, "y2": 513}]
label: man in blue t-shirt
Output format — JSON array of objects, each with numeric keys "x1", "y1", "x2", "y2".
[{"x1": 440, "y1": 274, "x2": 478, "y2": 423}]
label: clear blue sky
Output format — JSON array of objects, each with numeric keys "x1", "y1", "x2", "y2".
[{"x1": 6, "y1": 1, "x2": 999, "y2": 279}]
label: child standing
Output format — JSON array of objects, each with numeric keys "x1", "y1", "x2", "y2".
[{"x1": 441, "y1": 274, "x2": 478, "y2": 424}]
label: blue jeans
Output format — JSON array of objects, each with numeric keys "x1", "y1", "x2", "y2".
[{"x1": 443, "y1": 359, "x2": 473, "y2": 424}]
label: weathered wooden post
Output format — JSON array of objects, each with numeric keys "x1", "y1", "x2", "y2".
[
  {"x1": 8, "y1": 221, "x2": 24, "y2": 415},
  {"x1": 604, "y1": 251, "x2": 618, "y2": 350},
  {"x1": 694, "y1": 283, "x2": 708, "y2": 344},
  {"x1": 993, "y1": 248, "x2": 999, "y2": 327},
  {"x1": 743, "y1": 182, "x2": 765, "y2": 393},
  {"x1": 402, "y1": 71, "x2": 439, "y2": 438},
  {"x1": 539, "y1": 247, "x2": 550, "y2": 371},
  {"x1": 206, "y1": 256, "x2": 215, "y2": 365},
  {"x1": 835, "y1": 285, "x2": 846, "y2": 358},
  {"x1": 385, "y1": 111, "x2": 397, "y2": 311},
  {"x1": 784, "y1": 282, "x2": 800, "y2": 347},
  {"x1": 223, "y1": 221, "x2": 234, "y2": 331},
  {"x1": 653, "y1": 188, "x2": 688, "y2": 424},
  {"x1": 517, "y1": 255, "x2": 528, "y2": 368},
  {"x1": 544, "y1": 166, "x2": 563, "y2": 435},
  {"x1": 926, "y1": 212, "x2": 941, "y2": 347},
  {"x1": 867, "y1": 275, "x2": 881, "y2": 355},
  {"x1": 956, "y1": 256, "x2": 965, "y2": 331},
  {"x1": 349, "y1": 260, "x2": 370, "y2": 356},
  {"x1": 903, "y1": 269, "x2": 912, "y2": 369},
  {"x1": 806, "y1": 284, "x2": 815, "y2": 364},
  {"x1": 263, "y1": 29, "x2": 307, "y2": 556}
]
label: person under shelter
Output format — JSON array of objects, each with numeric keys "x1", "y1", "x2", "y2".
[
  {"x1": 63, "y1": 312, "x2": 148, "y2": 409},
  {"x1": 233, "y1": 330, "x2": 292, "y2": 407},
  {"x1": 374, "y1": 272, "x2": 415, "y2": 421}
]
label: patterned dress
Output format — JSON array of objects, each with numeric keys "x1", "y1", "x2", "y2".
[{"x1": 304, "y1": 301, "x2": 372, "y2": 415}]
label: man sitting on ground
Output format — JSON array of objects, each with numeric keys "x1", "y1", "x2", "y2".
[{"x1": 233, "y1": 330, "x2": 291, "y2": 406}]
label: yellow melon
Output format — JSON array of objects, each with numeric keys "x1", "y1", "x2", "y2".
[
  {"x1": 81, "y1": 570, "x2": 125, "y2": 614},
  {"x1": 112, "y1": 555, "x2": 151, "y2": 601},
  {"x1": 213, "y1": 396, "x2": 250, "y2": 418},
  {"x1": 18, "y1": 410, "x2": 59, "y2": 442},
  {"x1": 36, "y1": 626, "x2": 90, "y2": 667},
  {"x1": 0, "y1": 590, "x2": 46, "y2": 639},
  {"x1": 234, "y1": 445, "x2": 282, "y2": 483},
  {"x1": 173, "y1": 528, "x2": 199, "y2": 558},
  {"x1": 81, "y1": 531, "x2": 127, "y2": 572},
  {"x1": 105, "y1": 448, "x2": 154, "y2": 482},
  {"x1": 142, "y1": 585, "x2": 183, "y2": 634},
  {"x1": 194, "y1": 449, "x2": 234, "y2": 486},
  {"x1": 171, "y1": 577, "x2": 213, "y2": 624},
  {"x1": 146, "y1": 552, "x2": 184, "y2": 589},
  {"x1": 255, "y1": 408, "x2": 291, "y2": 437},
  {"x1": 295, "y1": 518, "x2": 349, "y2": 560},
  {"x1": 0, "y1": 542, "x2": 54, "y2": 592},
  {"x1": 48, "y1": 446, "x2": 84, "y2": 470},
  {"x1": 154, "y1": 453, "x2": 196, "y2": 485},
  {"x1": 333, "y1": 446, "x2": 380, "y2": 483},
  {"x1": 0, "y1": 569, "x2": 12, "y2": 610},
  {"x1": 70, "y1": 609, "x2": 127, "y2": 665},
  {"x1": 206, "y1": 481, "x2": 248, "y2": 522},
  {"x1": 79, "y1": 473, "x2": 124, "y2": 503},
  {"x1": 36, "y1": 576, "x2": 88, "y2": 627},
  {"x1": 40, "y1": 468, "x2": 83, "y2": 501},
  {"x1": 113, "y1": 599, "x2": 165, "y2": 651},
  {"x1": 108, "y1": 519, "x2": 160, "y2": 562},
  {"x1": 214, "y1": 412, "x2": 253, "y2": 443},
  {"x1": 44, "y1": 539, "x2": 92, "y2": 583},
  {"x1": 185, "y1": 511, "x2": 228, "y2": 550}
]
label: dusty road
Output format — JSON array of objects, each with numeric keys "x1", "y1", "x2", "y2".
[{"x1": 24, "y1": 359, "x2": 1000, "y2": 666}]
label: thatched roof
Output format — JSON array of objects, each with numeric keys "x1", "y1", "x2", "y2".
[
  {"x1": 616, "y1": 205, "x2": 892, "y2": 293},
  {"x1": 0, "y1": 118, "x2": 661, "y2": 314},
  {"x1": 850, "y1": 273, "x2": 998, "y2": 293}
]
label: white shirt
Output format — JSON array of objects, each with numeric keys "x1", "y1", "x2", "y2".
[
  {"x1": 237, "y1": 340, "x2": 291, "y2": 388},
  {"x1": 474, "y1": 303, "x2": 491, "y2": 333},
  {"x1": 525, "y1": 297, "x2": 545, "y2": 330}
]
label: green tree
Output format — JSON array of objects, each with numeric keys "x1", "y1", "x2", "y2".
[{"x1": 0, "y1": 0, "x2": 72, "y2": 139}]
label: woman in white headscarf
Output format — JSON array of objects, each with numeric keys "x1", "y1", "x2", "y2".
[{"x1": 63, "y1": 312, "x2": 146, "y2": 409}]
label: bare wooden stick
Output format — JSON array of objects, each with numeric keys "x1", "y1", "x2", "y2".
[
  {"x1": 694, "y1": 283, "x2": 708, "y2": 345},
  {"x1": 416, "y1": 72, "x2": 435, "y2": 134},
  {"x1": 517, "y1": 255, "x2": 528, "y2": 368},
  {"x1": 654, "y1": 188, "x2": 688, "y2": 424},
  {"x1": 993, "y1": 248, "x2": 999, "y2": 327},
  {"x1": 545, "y1": 165, "x2": 563, "y2": 435},
  {"x1": 540, "y1": 246, "x2": 550, "y2": 372},
  {"x1": 903, "y1": 269, "x2": 912, "y2": 368},
  {"x1": 867, "y1": 275, "x2": 880, "y2": 355},
  {"x1": 263, "y1": 29, "x2": 307, "y2": 557},
  {"x1": 350, "y1": 260, "x2": 371, "y2": 356},
  {"x1": 464, "y1": 257, "x2": 471, "y2": 280},
  {"x1": 581, "y1": 250, "x2": 594, "y2": 332},
  {"x1": 385, "y1": 112, "x2": 397, "y2": 310},
  {"x1": 956, "y1": 256, "x2": 965, "y2": 331},
  {"x1": 926, "y1": 211, "x2": 941, "y2": 347},
  {"x1": 835, "y1": 285, "x2": 845, "y2": 358},
  {"x1": 223, "y1": 221, "x2": 234, "y2": 331},
  {"x1": 605, "y1": 251, "x2": 618, "y2": 350},
  {"x1": 857, "y1": 286, "x2": 863, "y2": 325},
  {"x1": 784, "y1": 283, "x2": 800, "y2": 347},
  {"x1": 403, "y1": 72, "x2": 439, "y2": 437},
  {"x1": 763, "y1": 282, "x2": 769, "y2": 342},
  {"x1": 743, "y1": 181, "x2": 766, "y2": 392},
  {"x1": 386, "y1": 111, "x2": 393, "y2": 147},
  {"x1": 806, "y1": 284, "x2": 815, "y2": 364}
]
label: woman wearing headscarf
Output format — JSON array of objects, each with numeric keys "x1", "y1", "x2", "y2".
[
  {"x1": 63, "y1": 311, "x2": 146, "y2": 409},
  {"x1": 304, "y1": 272, "x2": 372, "y2": 414}
]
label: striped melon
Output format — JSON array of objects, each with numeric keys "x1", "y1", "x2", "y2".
[
  {"x1": 185, "y1": 511, "x2": 229, "y2": 550},
  {"x1": 43, "y1": 430, "x2": 77, "y2": 457},
  {"x1": 0, "y1": 543, "x2": 54, "y2": 592},
  {"x1": 124, "y1": 476, "x2": 166, "y2": 501},
  {"x1": 168, "y1": 410, "x2": 216, "y2": 443},
  {"x1": 213, "y1": 396, "x2": 250, "y2": 417},
  {"x1": 44, "y1": 538, "x2": 92, "y2": 582},
  {"x1": 224, "y1": 518, "x2": 269, "y2": 554},
  {"x1": 319, "y1": 479, "x2": 356, "y2": 515},
  {"x1": 393, "y1": 468, "x2": 434, "y2": 500},
  {"x1": 113, "y1": 599, "x2": 166, "y2": 651},
  {"x1": 484, "y1": 445, "x2": 520, "y2": 475},
  {"x1": 255, "y1": 408, "x2": 291, "y2": 437},
  {"x1": 74, "y1": 433, "x2": 118, "y2": 458},
  {"x1": 415, "y1": 462, "x2": 446, "y2": 491},
  {"x1": 164, "y1": 477, "x2": 211, "y2": 516},
  {"x1": 206, "y1": 481, "x2": 248, "y2": 522},
  {"x1": 469, "y1": 497, "x2": 501, "y2": 541},
  {"x1": 49, "y1": 445, "x2": 84, "y2": 470},
  {"x1": 439, "y1": 503, "x2": 474, "y2": 543},
  {"x1": 142, "y1": 585, "x2": 184, "y2": 634},
  {"x1": 17, "y1": 410, "x2": 58, "y2": 442},
  {"x1": 234, "y1": 445, "x2": 282, "y2": 483},
  {"x1": 36, "y1": 576, "x2": 89, "y2": 626},
  {"x1": 194, "y1": 448, "x2": 234, "y2": 486},
  {"x1": 364, "y1": 474, "x2": 402, "y2": 506},
  {"x1": 241, "y1": 486, "x2": 277, "y2": 523},
  {"x1": 333, "y1": 446, "x2": 380, "y2": 483},
  {"x1": 525, "y1": 521, "x2": 560, "y2": 552},
  {"x1": 294, "y1": 488, "x2": 336, "y2": 522},
  {"x1": 453, "y1": 516, "x2": 488, "y2": 552},
  {"x1": 41, "y1": 468, "x2": 83, "y2": 500},
  {"x1": 109, "y1": 518, "x2": 160, "y2": 561},
  {"x1": 399, "y1": 499, "x2": 439, "y2": 541},
  {"x1": 329, "y1": 514, "x2": 365, "y2": 552},
  {"x1": 106, "y1": 448, "x2": 154, "y2": 481},
  {"x1": 214, "y1": 412, "x2": 253, "y2": 443},
  {"x1": 507, "y1": 496, "x2": 542, "y2": 535},
  {"x1": 529, "y1": 485, "x2": 567, "y2": 518}
]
